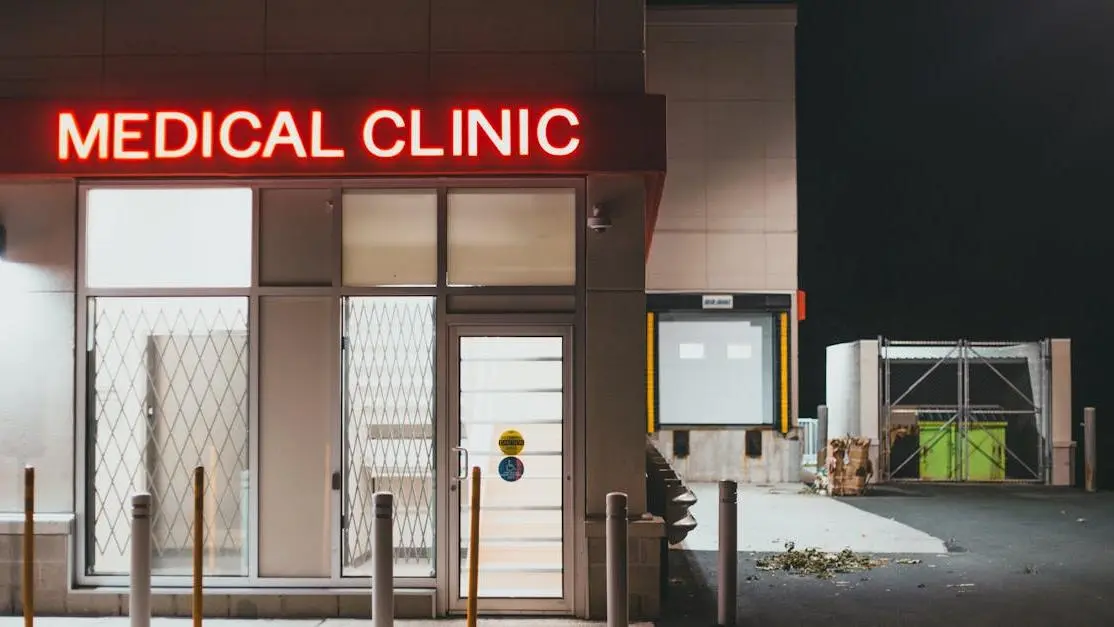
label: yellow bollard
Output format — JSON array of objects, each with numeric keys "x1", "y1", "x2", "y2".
[
  {"x1": 193, "y1": 466, "x2": 205, "y2": 627},
  {"x1": 23, "y1": 466, "x2": 34, "y2": 627},
  {"x1": 465, "y1": 466, "x2": 482, "y2": 627}
]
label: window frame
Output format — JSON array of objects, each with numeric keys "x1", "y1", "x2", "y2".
[
  {"x1": 646, "y1": 292, "x2": 794, "y2": 432},
  {"x1": 73, "y1": 177, "x2": 586, "y2": 590}
]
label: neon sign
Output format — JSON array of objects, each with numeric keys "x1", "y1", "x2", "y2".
[{"x1": 57, "y1": 106, "x2": 582, "y2": 162}]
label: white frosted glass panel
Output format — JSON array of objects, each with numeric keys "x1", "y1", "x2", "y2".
[
  {"x1": 86, "y1": 187, "x2": 252, "y2": 288},
  {"x1": 447, "y1": 189, "x2": 576, "y2": 286},
  {"x1": 459, "y1": 362, "x2": 563, "y2": 393},
  {"x1": 459, "y1": 336, "x2": 563, "y2": 360},
  {"x1": 658, "y1": 314, "x2": 775, "y2": 426},
  {"x1": 342, "y1": 190, "x2": 437, "y2": 287},
  {"x1": 458, "y1": 335, "x2": 565, "y2": 600}
]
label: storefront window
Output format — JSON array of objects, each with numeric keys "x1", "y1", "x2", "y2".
[
  {"x1": 85, "y1": 188, "x2": 252, "y2": 289},
  {"x1": 656, "y1": 313, "x2": 776, "y2": 427},
  {"x1": 447, "y1": 188, "x2": 576, "y2": 287},
  {"x1": 88, "y1": 296, "x2": 250, "y2": 576},
  {"x1": 84, "y1": 186, "x2": 254, "y2": 578},
  {"x1": 342, "y1": 190, "x2": 438, "y2": 287},
  {"x1": 342, "y1": 296, "x2": 436, "y2": 577}
]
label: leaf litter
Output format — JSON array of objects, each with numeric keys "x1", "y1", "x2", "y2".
[
  {"x1": 755, "y1": 542, "x2": 890, "y2": 579},
  {"x1": 753, "y1": 543, "x2": 929, "y2": 581}
]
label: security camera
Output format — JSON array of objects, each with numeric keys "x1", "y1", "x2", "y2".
[{"x1": 587, "y1": 204, "x2": 613, "y2": 233}]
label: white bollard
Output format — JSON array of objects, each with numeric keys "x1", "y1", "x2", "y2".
[
  {"x1": 606, "y1": 492, "x2": 629, "y2": 627},
  {"x1": 130, "y1": 493, "x2": 152, "y2": 627},
  {"x1": 717, "y1": 480, "x2": 738, "y2": 626},
  {"x1": 373, "y1": 492, "x2": 394, "y2": 627}
]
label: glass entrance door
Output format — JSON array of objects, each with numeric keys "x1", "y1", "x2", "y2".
[{"x1": 447, "y1": 326, "x2": 572, "y2": 613}]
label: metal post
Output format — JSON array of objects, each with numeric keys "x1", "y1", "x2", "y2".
[
  {"x1": 373, "y1": 492, "x2": 394, "y2": 627},
  {"x1": 130, "y1": 493, "x2": 152, "y2": 627},
  {"x1": 606, "y1": 491, "x2": 629, "y2": 627},
  {"x1": 192, "y1": 466, "x2": 204, "y2": 627},
  {"x1": 23, "y1": 466, "x2": 34, "y2": 627},
  {"x1": 1084, "y1": 407, "x2": 1097, "y2": 493},
  {"x1": 465, "y1": 467, "x2": 482, "y2": 627},
  {"x1": 816, "y1": 405, "x2": 829, "y2": 470},
  {"x1": 717, "y1": 480, "x2": 738, "y2": 627}
]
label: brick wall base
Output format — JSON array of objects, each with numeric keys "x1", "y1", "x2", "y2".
[{"x1": 584, "y1": 515, "x2": 665, "y2": 621}]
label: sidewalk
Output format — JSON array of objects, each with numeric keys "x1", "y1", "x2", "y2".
[
  {"x1": 677, "y1": 482, "x2": 949, "y2": 554},
  {"x1": 0, "y1": 619, "x2": 651, "y2": 626}
]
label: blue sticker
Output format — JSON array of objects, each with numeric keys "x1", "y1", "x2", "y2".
[{"x1": 498, "y1": 456, "x2": 525, "y2": 482}]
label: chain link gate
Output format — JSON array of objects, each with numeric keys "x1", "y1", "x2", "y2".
[{"x1": 880, "y1": 339, "x2": 1052, "y2": 483}]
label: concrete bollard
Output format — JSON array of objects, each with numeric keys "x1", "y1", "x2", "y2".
[
  {"x1": 1084, "y1": 407, "x2": 1096, "y2": 493},
  {"x1": 373, "y1": 492, "x2": 394, "y2": 627},
  {"x1": 717, "y1": 480, "x2": 738, "y2": 627},
  {"x1": 606, "y1": 492, "x2": 629, "y2": 627},
  {"x1": 130, "y1": 493, "x2": 152, "y2": 627}
]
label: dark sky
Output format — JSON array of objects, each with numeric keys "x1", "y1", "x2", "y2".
[{"x1": 796, "y1": 0, "x2": 1114, "y2": 487}]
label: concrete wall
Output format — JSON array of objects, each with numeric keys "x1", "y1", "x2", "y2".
[
  {"x1": 0, "y1": 0, "x2": 659, "y2": 619},
  {"x1": 583, "y1": 174, "x2": 661, "y2": 618},
  {"x1": 0, "y1": 0, "x2": 646, "y2": 98},
  {"x1": 646, "y1": 5, "x2": 797, "y2": 292},
  {"x1": 644, "y1": 4, "x2": 799, "y2": 484},
  {"x1": 1051, "y1": 338, "x2": 1074, "y2": 486},
  {"x1": 825, "y1": 341, "x2": 863, "y2": 439}
]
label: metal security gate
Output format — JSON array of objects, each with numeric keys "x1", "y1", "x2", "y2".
[{"x1": 880, "y1": 339, "x2": 1052, "y2": 483}]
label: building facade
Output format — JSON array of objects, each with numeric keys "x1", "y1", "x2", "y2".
[
  {"x1": 0, "y1": 0, "x2": 797, "y2": 620},
  {"x1": 646, "y1": 5, "x2": 801, "y2": 483}
]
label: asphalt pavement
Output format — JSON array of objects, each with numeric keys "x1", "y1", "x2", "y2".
[{"x1": 658, "y1": 483, "x2": 1114, "y2": 627}]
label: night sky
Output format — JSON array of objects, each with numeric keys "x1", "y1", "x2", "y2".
[{"x1": 795, "y1": 0, "x2": 1114, "y2": 487}]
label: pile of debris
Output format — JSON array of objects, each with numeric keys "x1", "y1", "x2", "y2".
[{"x1": 755, "y1": 542, "x2": 884, "y2": 579}]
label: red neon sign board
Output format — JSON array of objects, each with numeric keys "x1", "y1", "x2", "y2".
[{"x1": 0, "y1": 97, "x2": 666, "y2": 177}]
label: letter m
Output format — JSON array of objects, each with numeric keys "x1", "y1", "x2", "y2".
[{"x1": 59, "y1": 112, "x2": 109, "y2": 160}]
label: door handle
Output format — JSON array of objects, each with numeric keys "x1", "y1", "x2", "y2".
[{"x1": 452, "y1": 447, "x2": 469, "y2": 480}]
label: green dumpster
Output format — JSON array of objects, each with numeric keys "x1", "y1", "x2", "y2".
[
  {"x1": 918, "y1": 420, "x2": 1007, "y2": 481},
  {"x1": 965, "y1": 422, "x2": 1007, "y2": 481},
  {"x1": 919, "y1": 421, "x2": 957, "y2": 480}
]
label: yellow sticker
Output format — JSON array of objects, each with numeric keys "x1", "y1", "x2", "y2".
[{"x1": 498, "y1": 429, "x2": 525, "y2": 456}]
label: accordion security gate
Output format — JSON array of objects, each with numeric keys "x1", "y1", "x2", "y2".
[{"x1": 880, "y1": 339, "x2": 1052, "y2": 483}]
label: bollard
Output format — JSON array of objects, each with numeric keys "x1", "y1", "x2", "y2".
[
  {"x1": 130, "y1": 493, "x2": 153, "y2": 627},
  {"x1": 606, "y1": 492, "x2": 629, "y2": 627},
  {"x1": 192, "y1": 466, "x2": 205, "y2": 627},
  {"x1": 465, "y1": 467, "x2": 482, "y2": 627},
  {"x1": 1084, "y1": 407, "x2": 1096, "y2": 493},
  {"x1": 817, "y1": 405, "x2": 829, "y2": 471},
  {"x1": 23, "y1": 466, "x2": 34, "y2": 627},
  {"x1": 373, "y1": 492, "x2": 394, "y2": 627},
  {"x1": 717, "y1": 480, "x2": 738, "y2": 627}
]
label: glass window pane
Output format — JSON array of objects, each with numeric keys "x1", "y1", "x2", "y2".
[
  {"x1": 259, "y1": 188, "x2": 334, "y2": 286},
  {"x1": 88, "y1": 297, "x2": 250, "y2": 577},
  {"x1": 447, "y1": 189, "x2": 576, "y2": 287},
  {"x1": 342, "y1": 190, "x2": 437, "y2": 287},
  {"x1": 657, "y1": 314, "x2": 775, "y2": 426},
  {"x1": 342, "y1": 297, "x2": 436, "y2": 577},
  {"x1": 458, "y1": 335, "x2": 564, "y2": 599},
  {"x1": 86, "y1": 188, "x2": 252, "y2": 288}
]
